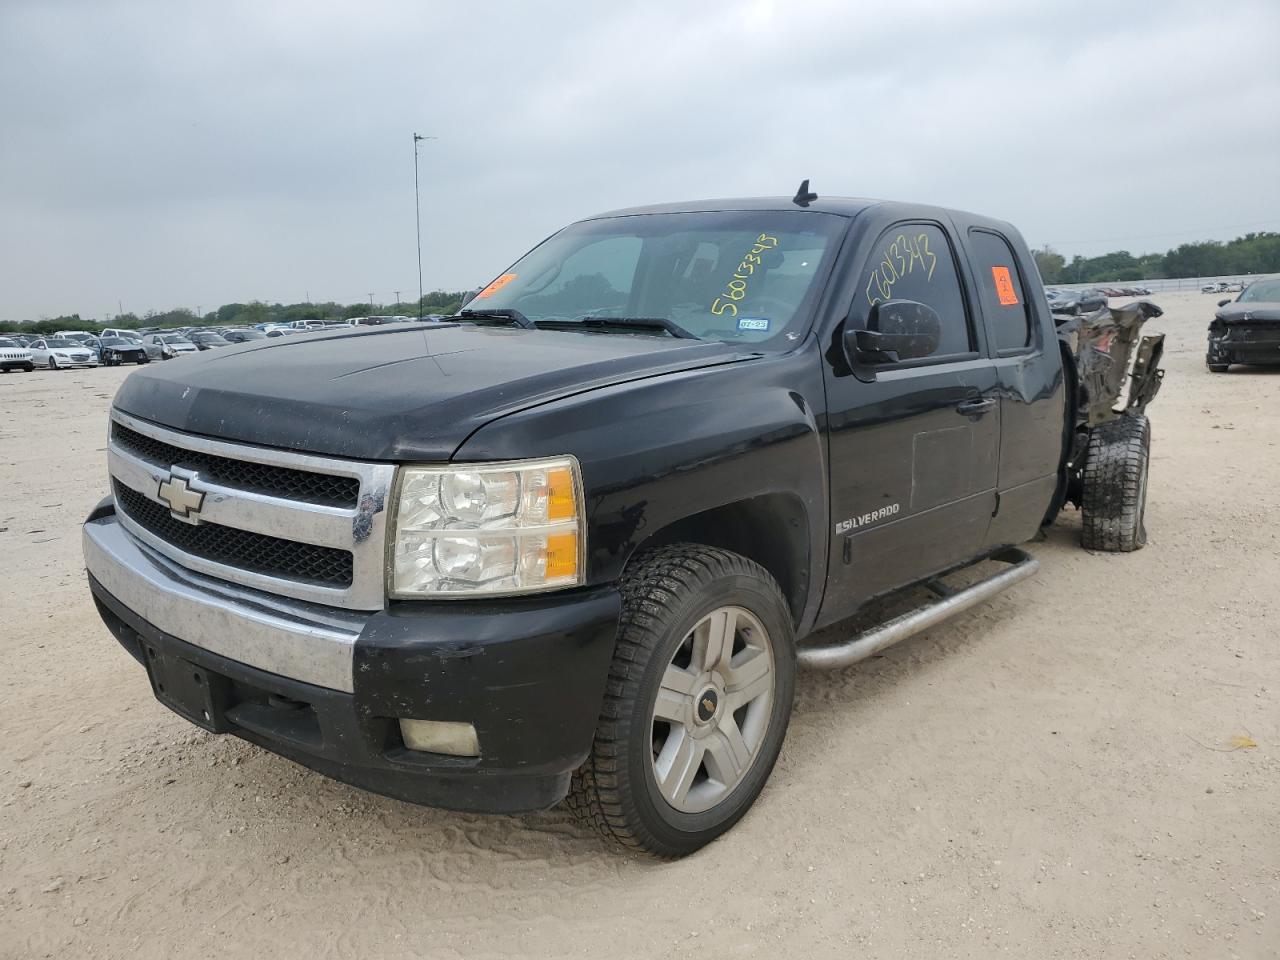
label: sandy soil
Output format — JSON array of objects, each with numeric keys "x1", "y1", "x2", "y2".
[{"x1": 1, "y1": 291, "x2": 1277, "y2": 960}]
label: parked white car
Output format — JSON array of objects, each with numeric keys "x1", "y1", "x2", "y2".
[
  {"x1": 100, "y1": 328, "x2": 143, "y2": 341},
  {"x1": 142, "y1": 333, "x2": 199, "y2": 360},
  {"x1": 29, "y1": 337, "x2": 99, "y2": 369},
  {"x1": 0, "y1": 336, "x2": 35, "y2": 372}
]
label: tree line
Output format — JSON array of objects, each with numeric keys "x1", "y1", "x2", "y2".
[
  {"x1": 3, "y1": 290, "x2": 469, "y2": 335},
  {"x1": 1034, "y1": 231, "x2": 1280, "y2": 285}
]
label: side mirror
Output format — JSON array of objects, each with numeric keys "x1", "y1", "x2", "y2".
[
  {"x1": 1217, "y1": 298, "x2": 1232, "y2": 307},
  {"x1": 847, "y1": 299, "x2": 942, "y2": 363}
]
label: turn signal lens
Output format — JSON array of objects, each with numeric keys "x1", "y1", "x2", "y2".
[
  {"x1": 544, "y1": 532, "x2": 579, "y2": 580},
  {"x1": 546, "y1": 466, "x2": 576, "y2": 521}
]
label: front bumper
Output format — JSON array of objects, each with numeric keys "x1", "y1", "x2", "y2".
[
  {"x1": 1208, "y1": 324, "x2": 1280, "y2": 365},
  {"x1": 84, "y1": 504, "x2": 621, "y2": 813}
]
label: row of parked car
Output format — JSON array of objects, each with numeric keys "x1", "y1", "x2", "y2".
[{"x1": 1, "y1": 314, "x2": 452, "y2": 373}]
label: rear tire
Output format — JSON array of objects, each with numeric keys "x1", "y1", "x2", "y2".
[
  {"x1": 1081, "y1": 414, "x2": 1150, "y2": 552},
  {"x1": 567, "y1": 544, "x2": 796, "y2": 858},
  {"x1": 1207, "y1": 363, "x2": 1229, "y2": 373}
]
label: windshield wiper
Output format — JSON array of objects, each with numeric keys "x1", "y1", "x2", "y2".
[
  {"x1": 562, "y1": 316, "x2": 700, "y2": 340},
  {"x1": 455, "y1": 308, "x2": 536, "y2": 329}
]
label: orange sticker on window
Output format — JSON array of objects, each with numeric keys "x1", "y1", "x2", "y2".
[
  {"x1": 991, "y1": 266, "x2": 1019, "y2": 306},
  {"x1": 475, "y1": 273, "x2": 517, "y2": 299}
]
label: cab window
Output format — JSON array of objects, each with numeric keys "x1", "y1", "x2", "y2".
[
  {"x1": 967, "y1": 229, "x2": 1032, "y2": 352},
  {"x1": 862, "y1": 223, "x2": 972, "y2": 358}
]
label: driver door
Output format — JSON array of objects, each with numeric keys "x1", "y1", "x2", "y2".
[{"x1": 817, "y1": 221, "x2": 1000, "y2": 627}]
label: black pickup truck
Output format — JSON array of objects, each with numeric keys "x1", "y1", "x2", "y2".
[{"x1": 82, "y1": 189, "x2": 1163, "y2": 857}]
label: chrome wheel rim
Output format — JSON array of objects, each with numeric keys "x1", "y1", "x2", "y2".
[{"x1": 650, "y1": 605, "x2": 775, "y2": 814}]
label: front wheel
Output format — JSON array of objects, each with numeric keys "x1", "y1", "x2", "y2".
[
  {"x1": 47, "y1": 357, "x2": 58, "y2": 370},
  {"x1": 1207, "y1": 362, "x2": 1229, "y2": 373},
  {"x1": 567, "y1": 545, "x2": 795, "y2": 858},
  {"x1": 1081, "y1": 414, "x2": 1151, "y2": 552}
]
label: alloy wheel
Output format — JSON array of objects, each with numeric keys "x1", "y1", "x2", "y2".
[{"x1": 650, "y1": 605, "x2": 775, "y2": 814}]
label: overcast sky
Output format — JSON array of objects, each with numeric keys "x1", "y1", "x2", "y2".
[{"x1": 2, "y1": 0, "x2": 1278, "y2": 321}]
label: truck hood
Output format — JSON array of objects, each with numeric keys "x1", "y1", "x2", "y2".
[
  {"x1": 1216, "y1": 302, "x2": 1280, "y2": 324},
  {"x1": 112, "y1": 323, "x2": 754, "y2": 461}
]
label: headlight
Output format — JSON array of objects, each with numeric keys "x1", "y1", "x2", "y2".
[{"x1": 390, "y1": 456, "x2": 585, "y2": 597}]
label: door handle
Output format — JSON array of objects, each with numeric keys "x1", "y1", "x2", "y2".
[{"x1": 955, "y1": 397, "x2": 996, "y2": 416}]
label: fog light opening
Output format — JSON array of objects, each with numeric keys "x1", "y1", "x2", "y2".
[{"x1": 399, "y1": 719, "x2": 481, "y2": 758}]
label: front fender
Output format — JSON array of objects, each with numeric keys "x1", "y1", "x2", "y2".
[{"x1": 453, "y1": 343, "x2": 831, "y2": 632}]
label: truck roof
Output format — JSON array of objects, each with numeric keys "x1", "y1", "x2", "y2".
[
  {"x1": 588, "y1": 196, "x2": 878, "y2": 220},
  {"x1": 583, "y1": 196, "x2": 1019, "y2": 237}
]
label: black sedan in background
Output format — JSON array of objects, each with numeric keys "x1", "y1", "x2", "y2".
[
  {"x1": 220, "y1": 327, "x2": 267, "y2": 344},
  {"x1": 1207, "y1": 278, "x2": 1280, "y2": 372},
  {"x1": 97, "y1": 336, "x2": 150, "y2": 366},
  {"x1": 188, "y1": 331, "x2": 231, "y2": 351}
]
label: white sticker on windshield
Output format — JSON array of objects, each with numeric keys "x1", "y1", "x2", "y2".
[{"x1": 737, "y1": 316, "x2": 770, "y2": 332}]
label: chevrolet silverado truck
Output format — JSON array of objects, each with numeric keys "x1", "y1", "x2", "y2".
[{"x1": 82, "y1": 189, "x2": 1164, "y2": 857}]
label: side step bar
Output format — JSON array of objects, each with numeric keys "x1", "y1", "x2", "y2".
[{"x1": 797, "y1": 548, "x2": 1040, "y2": 670}]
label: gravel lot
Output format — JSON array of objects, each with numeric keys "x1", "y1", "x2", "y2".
[{"x1": 2, "y1": 292, "x2": 1277, "y2": 959}]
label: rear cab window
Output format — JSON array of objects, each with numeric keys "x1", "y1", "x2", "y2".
[{"x1": 966, "y1": 229, "x2": 1033, "y2": 353}]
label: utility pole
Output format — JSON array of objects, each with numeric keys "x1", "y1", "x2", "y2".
[
  {"x1": 413, "y1": 133, "x2": 437, "y2": 320},
  {"x1": 394, "y1": 290, "x2": 401, "y2": 308},
  {"x1": 368, "y1": 293, "x2": 375, "y2": 312}
]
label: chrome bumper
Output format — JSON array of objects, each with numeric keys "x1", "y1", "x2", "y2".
[{"x1": 83, "y1": 515, "x2": 369, "y2": 692}]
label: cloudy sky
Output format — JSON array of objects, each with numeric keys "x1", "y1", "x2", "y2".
[{"x1": 2, "y1": 0, "x2": 1278, "y2": 321}]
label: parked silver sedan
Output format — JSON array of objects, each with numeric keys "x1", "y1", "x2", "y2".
[
  {"x1": 142, "y1": 333, "x2": 199, "y2": 360},
  {"x1": 29, "y1": 337, "x2": 99, "y2": 369}
]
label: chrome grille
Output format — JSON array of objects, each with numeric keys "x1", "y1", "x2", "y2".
[
  {"x1": 106, "y1": 409, "x2": 395, "y2": 610},
  {"x1": 112, "y1": 423, "x2": 360, "y2": 507},
  {"x1": 114, "y1": 481, "x2": 354, "y2": 586}
]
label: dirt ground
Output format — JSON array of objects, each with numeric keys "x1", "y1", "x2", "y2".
[{"x1": 1, "y1": 291, "x2": 1277, "y2": 960}]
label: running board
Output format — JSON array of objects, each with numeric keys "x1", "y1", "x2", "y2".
[{"x1": 797, "y1": 548, "x2": 1040, "y2": 670}]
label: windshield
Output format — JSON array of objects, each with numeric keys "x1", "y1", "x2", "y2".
[
  {"x1": 160, "y1": 335, "x2": 191, "y2": 344},
  {"x1": 469, "y1": 210, "x2": 846, "y2": 346},
  {"x1": 100, "y1": 337, "x2": 127, "y2": 345},
  {"x1": 229, "y1": 329, "x2": 265, "y2": 339},
  {"x1": 45, "y1": 338, "x2": 78, "y2": 347},
  {"x1": 0, "y1": 338, "x2": 17, "y2": 347},
  {"x1": 192, "y1": 333, "x2": 227, "y2": 343},
  {"x1": 1238, "y1": 279, "x2": 1280, "y2": 303}
]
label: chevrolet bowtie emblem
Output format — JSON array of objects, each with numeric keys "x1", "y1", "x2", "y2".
[{"x1": 157, "y1": 471, "x2": 205, "y2": 523}]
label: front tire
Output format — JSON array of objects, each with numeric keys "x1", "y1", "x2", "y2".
[
  {"x1": 1207, "y1": 363, "x2": 1229, "y2": 373},
  {"x1": 47, "y1": 357, "x2": 57, "y2": 370},
  {"x1": 1081, "y1": 414, "x2": 1151, "y2": 552},
  {"x1": 567, "y1": 544, "x2": 795, "y2": 858}
]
